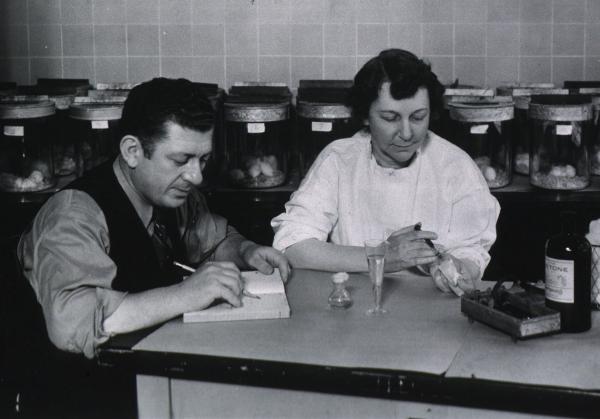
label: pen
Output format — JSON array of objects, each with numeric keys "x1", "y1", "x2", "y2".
[
  {"x1": 414, "y1": 222, "x2": 441, "y2": 257},
  {"x1": 173, "y1": 261, "x2": 261, "y2": 299}
]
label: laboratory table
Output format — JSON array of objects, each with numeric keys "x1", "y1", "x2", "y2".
[{"x1": 98, "y1": 270, "x2": 600, "y2": 418}]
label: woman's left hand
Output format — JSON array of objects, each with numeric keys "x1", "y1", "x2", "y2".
[{"x1": 430, "y1": 255, "x2": 478, "y2": 296}]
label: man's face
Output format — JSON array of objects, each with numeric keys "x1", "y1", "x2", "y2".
[
  {"x1": 132, "y1": 121, "x2": 213, "y2": 208},
  {"x1": 368, "y1": 83, "x2": 430, "y2": 169}
]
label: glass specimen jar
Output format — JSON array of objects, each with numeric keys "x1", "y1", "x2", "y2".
[
  {"x1": 223, "y1": 100, "x2": 290, "y2": 189},
  {"x1": 529, "y1": 95, "x2": 593, "y2": 190},
  {"x1": 68, "y1": 98, "x2": 123, "y2": 175},
  {"x1": 47, "y1": 91, "x2": 77, "y2": 176},
  {"x1": 437, "y1": 88, "x2": 494, "y2": 144},
  {"x1": 296, "y1": 100, "x2": 355, "y2": 176},
  {"x1": 0, "y1": 99, "x2": 57, "y2": 193},
  {"x1": 194, "y1": 83, "x2": 225, "y2": 185},
  {"x1": 575, "y1": 89, "x2": 600, "y2": 176},
  {"x1": 448, "y1": 99, "x2": 515, "y2": 189},
  {"x1": 511, "y1": 88, "x2": 569, "y2": 176}
]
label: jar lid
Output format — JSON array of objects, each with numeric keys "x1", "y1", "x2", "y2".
[
  {"x1": 224, "y1": 102, "x2": 289, "y2": 122},
  {"x1": 444, "y1": 88, "x2": 494, "y2": 97},
  {"x1": 448, "y1": 101, "x2": 514, "y2": 122},
  {"x1": 443, "y1": 93, "x2": 506, "y2": 109},
  {"x1": 69, "y1": 103, "x2": 123, "y2": 120},
  {"x1": 297, "y1": 101, "x2": 351, "y2": 119},
  {"x1": 496, "y1": 83, "x2": 555, "y2": 96},
  {"x1": 0, "y1": 100, "x2": 55, "y2": 119},
  {"x1": 528, "y1": 95, "x2": 592, "y2": 121},
  {"x1": 578, "y1": 87, "x2": 600, "y2": 95},
  {"x1": 513, "y1": 90, "x2": 569, "y2": 110}
]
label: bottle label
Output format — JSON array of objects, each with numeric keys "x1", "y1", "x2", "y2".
[
  {"x1": 91, "y1": 120, "x2": 109, "y2": 129},
  {"x1": 545, "y1": 256, "x2": 574, "y2": 303},
  {"x1": 312, "y1": 121, "x2": 332, "y2": 132},
  {"x1": 4, "y1": 126, "x2": 24, "y2": 136}
]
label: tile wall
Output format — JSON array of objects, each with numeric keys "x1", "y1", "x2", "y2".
[{"x1": 0, "y1": 0, "x2": 598, "y2": 89}]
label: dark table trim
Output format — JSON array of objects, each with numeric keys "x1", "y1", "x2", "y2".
[{"x1": 98, "y1": 329, "x2": 600, "y2": 418}]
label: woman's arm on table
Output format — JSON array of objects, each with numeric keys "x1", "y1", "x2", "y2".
[{"x1": 285, "y1": 239, "x2": 368, "y2": 272}]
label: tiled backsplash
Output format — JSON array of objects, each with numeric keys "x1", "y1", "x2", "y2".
[{"x1": 0, "y1": 0, "x2": 599, "y2": 88}]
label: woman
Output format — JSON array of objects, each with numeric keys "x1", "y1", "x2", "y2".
[{"x1": 271, "y1": 49, "x2": 500, "y2": 294}]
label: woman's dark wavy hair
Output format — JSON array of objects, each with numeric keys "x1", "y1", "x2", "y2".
[
  {"x1": 119, "y1": 77, "x2": 215, "y2": 158},
  {"x1": 347, "y1": 49, "x2": 445, "y2": 125}
]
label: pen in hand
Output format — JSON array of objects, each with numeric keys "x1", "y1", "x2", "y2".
[
  {"x1": 173, "y1": 261, "x2": 261, "y2": 299},
  {"x1": 414, "y1": 222, "x2": 441, "y2": 257}
]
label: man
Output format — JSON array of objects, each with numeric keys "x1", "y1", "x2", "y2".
[{"x1": 16, "y1": 78, "x2": 290, "y2": 416}]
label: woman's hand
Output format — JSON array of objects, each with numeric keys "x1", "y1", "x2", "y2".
[
  {"x1": 430, "y1": 255, "x2": 479, "y2": 296},
  {"x1": 384, "y1": 225, "x2": 440, "y2": 272}
]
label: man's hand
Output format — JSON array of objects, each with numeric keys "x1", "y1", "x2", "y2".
[
  {"x1": 181, "y1": 261, "x2": 244, "y2": 308},
  {"x1": 240, "y1": 242, "x2": 291, "y2": 282},
  {"x1": 384, "y1": 225, "x2": 440, "y2": 272}
]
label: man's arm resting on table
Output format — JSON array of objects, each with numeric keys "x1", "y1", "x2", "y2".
[{"x1": 103, "y1": 262, "x2": 242, "y2": 335}]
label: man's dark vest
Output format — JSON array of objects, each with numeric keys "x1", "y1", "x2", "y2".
[{"x1": 66, "y1": 161, "x2": 185, "y2": 292}]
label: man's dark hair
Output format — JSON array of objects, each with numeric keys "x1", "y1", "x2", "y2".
[
  {"x1": 347, "y1": 49, "x2": 445, "y2": 124},
  {"x1": 119, "y1": 77, "x2": 215, "y2": 157}
]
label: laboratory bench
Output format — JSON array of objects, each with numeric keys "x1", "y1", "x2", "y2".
[{"x1": 97, "y1": 269, "x2": 600, "y2": 419}]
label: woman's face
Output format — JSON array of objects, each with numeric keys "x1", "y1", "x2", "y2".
[{"x1": 367, "y1": 82, "x2": 430, "y2": 169}]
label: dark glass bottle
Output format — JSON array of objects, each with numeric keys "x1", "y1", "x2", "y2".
[{"x1": 545, "y1": 211, "x2": 592, "y2": 333}]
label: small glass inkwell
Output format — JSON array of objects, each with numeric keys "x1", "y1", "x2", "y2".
[{"x1": 328, "y1": 272, "x2": 352, "y2": 309}]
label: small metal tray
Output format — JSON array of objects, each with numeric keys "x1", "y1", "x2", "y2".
[{"x1": 461, "y1": 282, "x2": 561, "y2": 340}]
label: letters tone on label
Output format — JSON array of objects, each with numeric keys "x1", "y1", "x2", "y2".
[{"x1": 545, "y1": 256, "x2": 575, "y2": 303}]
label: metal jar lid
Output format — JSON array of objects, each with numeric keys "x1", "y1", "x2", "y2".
[
  {"x1": 513, "y1": 90, "x2": 569, "y2": 110},
  {"x1": 529, "y1": 95, "x2": 592, "y2": 121},
  {"x1": 496, "y1": 83, "x2": 555, "y2": 96},
  {"x1": 69, "y1": 103, "x2": 123, "y2": 121},
  {"x1": 444, "y1": 88, "x2": 495, "y2": 97},
  {"x1": 448, "y1": 101, "x2": 514, "y2": 122},
  {"x1": 443, "y1": 91, "x2": 498, "y2": 109},
  {"x1": 224, "y1": 102, "x2": 289, "y2": 122},
  {"x1": 0, "y1": 100, "x2": 55, "y2": 119},
  {"x1": 297, "y1": 101, "x2": 351, "y2": 119}
]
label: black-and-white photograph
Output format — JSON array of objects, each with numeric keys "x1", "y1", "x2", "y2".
[{"x1": 1, "y1": 1, "x2": 599, "y2": 418}]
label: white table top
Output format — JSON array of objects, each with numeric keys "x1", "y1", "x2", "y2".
[{"x1": 134, "y1": 269, "x2": 600, "y2": 390}]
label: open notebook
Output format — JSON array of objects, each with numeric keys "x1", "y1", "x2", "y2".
[{"x1": 183, "y1": 269, "x2": 290, "y2": 323}]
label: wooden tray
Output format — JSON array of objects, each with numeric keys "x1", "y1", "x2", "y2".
[{"x1": 461, "y1": 285, "x2": 561, "y2": 340}]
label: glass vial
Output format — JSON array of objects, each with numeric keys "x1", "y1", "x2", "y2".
[
  {"x1": 545, "y1": 211, "x2": 592, "y2": 333},
  {"x1": 328, "y1": 272, "x2": 352, "y2": 309}
]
